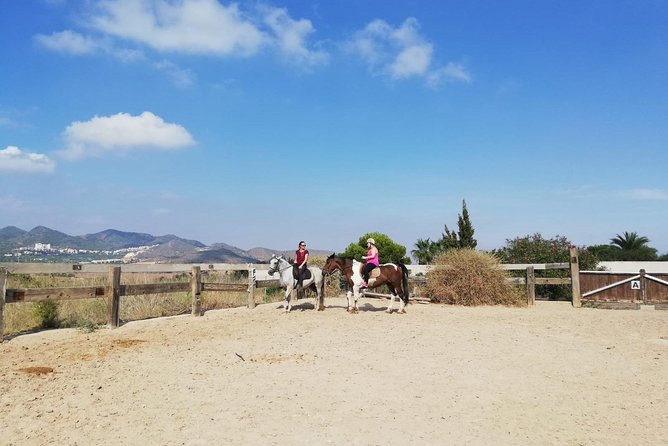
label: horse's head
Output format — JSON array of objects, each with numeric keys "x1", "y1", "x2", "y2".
[
  {"x1": 267, "y1": 254, "x2": 282, "y2": 276},
  {"x1": 322, "y1": 253, "x2": 341, "y2": 275}
]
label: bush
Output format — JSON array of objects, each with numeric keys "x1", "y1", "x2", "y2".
[
  {"x1": 425, "y1": 249, "x2": 525, "y2": 306},
  {"x1": 32, "y1": 301, "x2": 60, "y2": 328},
  {"x1": 494, "y1": 233, "x2": 598, "y2": 300}
]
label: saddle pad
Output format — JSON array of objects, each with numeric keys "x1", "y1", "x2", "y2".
[
  {"x1": 358, "y1": 265, "x2": 381, "y2": 279},
  {"x1": 293, "y1": 266, "x2": 312, "y2": 280}
]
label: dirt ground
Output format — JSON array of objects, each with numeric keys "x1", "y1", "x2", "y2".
[{"x1": 1, "y1": 296, "x2": 667, "y2": 446}]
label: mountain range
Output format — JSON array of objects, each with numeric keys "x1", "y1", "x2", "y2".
[{"x1": 0, "y1": 226, "x2": 332, "y2": 263}]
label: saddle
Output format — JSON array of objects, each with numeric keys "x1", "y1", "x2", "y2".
[
  {"x1": 359, "y1": 264, "x2": 381, "y2": 285},
  {"x1": 292, "y1": 266, "x2": 312, "y2": 281}
]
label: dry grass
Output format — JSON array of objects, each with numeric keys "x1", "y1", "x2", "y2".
[
  {"x1": 2, "y1": 270, "x2": 290, "y2": 336},
  {"x1": 426, "y1": 249, "x2": 526, "y2": 306}
]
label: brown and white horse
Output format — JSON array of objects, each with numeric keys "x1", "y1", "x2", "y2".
[{"x1": 322, "y1": 254, "x2": 410, "y2": 313}]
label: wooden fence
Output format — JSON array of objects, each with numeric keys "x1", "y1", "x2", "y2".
[
  {"x1": 0, "y1": 248, "x2": 582, "y2": 339},
  {"x1": 0, "y1": 263, "x2": 279, "y2": 338},
  {"x1": 502, "y1": 246, "x2": 581, "y2": 307},
  {"x1": 580, "y1": 269, "x2": 668, "y2": 309}
]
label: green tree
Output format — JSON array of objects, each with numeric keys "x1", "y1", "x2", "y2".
[
  {"x1": 437, "y1": 199, "x2": 477, "y2": 251},
  {"x1": 440, "y1": 225, "x2": 459, "y2": 251},
  {"x1": 590, "y1": 232, "x2": 658, "y2": 261},
  {"x1": 412, "y1": 238, "x2": 440, "y2": 265},
  {"x1": 457, "y1": 200, "x2": 477, "y2": 249},
  {"x1": 342, "y1": 232, "x2": 410, "y2": 264},
  {"x1": 607, "y1": 231, "x2": 657, "y2": 260},
  {"x1": 587, "y1": 244, "x2": 624, "y2": 261},
  {"x1": 494, "y1": 233, "x2": 598, "y2": 300},
  {"x1": 611, "y1": 231, "x2": 649, "y2": 250}
]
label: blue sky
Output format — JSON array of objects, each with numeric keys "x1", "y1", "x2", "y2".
[{"x1": 1, "y1": 0, "x2": 667, "y2": 255}]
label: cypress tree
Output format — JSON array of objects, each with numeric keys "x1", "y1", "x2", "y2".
[{"x1": 457, "y1": 200, "x2": 477, "y2": 249}]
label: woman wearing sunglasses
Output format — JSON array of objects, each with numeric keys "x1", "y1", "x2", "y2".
[{"x1": 294, "y1": 241, "x2": 309, "y2": 290}]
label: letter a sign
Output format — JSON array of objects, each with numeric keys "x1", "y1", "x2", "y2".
[{"x1": 631, "y1": 280, "x2": 641, "y2": 290}]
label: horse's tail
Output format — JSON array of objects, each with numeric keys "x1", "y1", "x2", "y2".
[{"x1": 400, "y1": 264, "x2": 409, "y2": 303}]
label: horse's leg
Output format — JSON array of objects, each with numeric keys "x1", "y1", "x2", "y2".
[
  {"x1": 397, "y1": 284, "x2": 408, "y2": 313},
  {"x1": 398, "y1": 293, "x2": 407, "y2": 314},
  {"x1": 386, "y1": 291, "x2": 395, "y2": 314},
  {"x1": 316, "y1": 279, "x2": 325, "y2": 311},
  {"x1": 352, "y1": 286, "x2": 360, "y2": 314},
  {"x1": 346, "y1": 290, "x2": 353, "y2": 313},
  {"x1": 284, "y1": 286, "x2": 292, "y2": 313}
]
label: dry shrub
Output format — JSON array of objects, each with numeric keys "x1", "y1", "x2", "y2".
[{"x1": 426, "y1": 249, "x2": 525, "y2": 306}]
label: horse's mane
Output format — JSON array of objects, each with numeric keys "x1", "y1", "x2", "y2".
[{"x1": 336, "y1": 256, "x2": 355, "y2": 263}]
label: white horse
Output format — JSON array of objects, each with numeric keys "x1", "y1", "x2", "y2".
[{"x1": 268, "y1": 255, "x2": 325, "y2": 312}]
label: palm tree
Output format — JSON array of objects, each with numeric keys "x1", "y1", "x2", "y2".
[
  {"x1": 610, "y1": 231, "x2": 650, "y2": 250},
  {"x1": 412, "y1": 238, "x2": 437, "y2": 265}
]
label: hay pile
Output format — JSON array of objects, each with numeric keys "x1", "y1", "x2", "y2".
[{"x1": 426, "y1": 249, "x2": 525, "y2": 306}]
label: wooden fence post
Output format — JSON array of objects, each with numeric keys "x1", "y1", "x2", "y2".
[
  {"x1": 0, "y1": 267, "x2": 7, "y2": 341},
  {"x1": 526, "y1": 266, "x2": 536, "y2": 306},
  {"x1": 247, "y1": 265, "x2": 256, "y2": 309},
  {"x1": 108, "y1": 266, "x2": 121, "y2": 328},
  {"x1": 639, "y1": 269, "x2": 646, "y2": 305},
  {"x1": 191, "y1": 266, "x2": 202, "y2": 316},
  {"x1": 569, "y1": 246, "x2": 581, "y2": 307}
]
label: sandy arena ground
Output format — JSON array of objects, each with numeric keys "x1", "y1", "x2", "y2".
[{"x1": 1, "y1": 296, "x2": 667, "y2": 446}]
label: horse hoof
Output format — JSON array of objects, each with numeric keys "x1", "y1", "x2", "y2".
[
  {"x1": 385, "y1": 308, "x2": 393, "y2": 314},
  {"x1": 398, "y1": 309, "x2": 406, "y2": 314}
]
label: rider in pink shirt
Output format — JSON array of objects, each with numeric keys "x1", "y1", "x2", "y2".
[{"x1": 361, "y1": 238, "x2": 379, "y2": 287}]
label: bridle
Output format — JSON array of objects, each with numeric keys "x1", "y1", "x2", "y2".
[
  {"x1": 268, "y1": 256, "x2": 292, "y2": 275},
  {"x1": 322, "y1": 258, "x2": 344, "y2": 276}
]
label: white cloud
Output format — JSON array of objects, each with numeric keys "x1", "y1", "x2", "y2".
[
  {"x1": 34, "y1": 30, "x2": 101, "y2": 55},
  {"x1": 153, "y1": 60, "x2": 195, "y2": 87},
  {"x1": 348, "y1": 17, "x2": 470, "y2": 86},
  {"x1": 59, "y1": 112, "x2": 195, "y2": 160},
  {"x1": 426, "y1": 62, "x2": 472, "y2": 87},
  {"x1": 390, "y1": 44, "x2": 432, "y2": 78},
  {"x1": 620, "y1": 189, "x2": 668, "y2": 200},
  {"x1": 0, "y1": 146, "x2": 56, "y2": 173},
  {"x1": 90, "y1": 0, "x2": 266, "y2": 56},
  {"x1": 262, "y1": 6, "x2": 328, "y2": 68},
  {"x1": 36, "y1": 1, "x2": 329, "y2": 72}
]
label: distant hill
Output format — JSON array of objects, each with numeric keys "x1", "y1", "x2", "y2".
[
  {"x1": 0, "y1": 226, "x2": 331, "y2": 264},
  {"x1": 0, "y1": 226, "x2": 26, "y2": 238}
]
